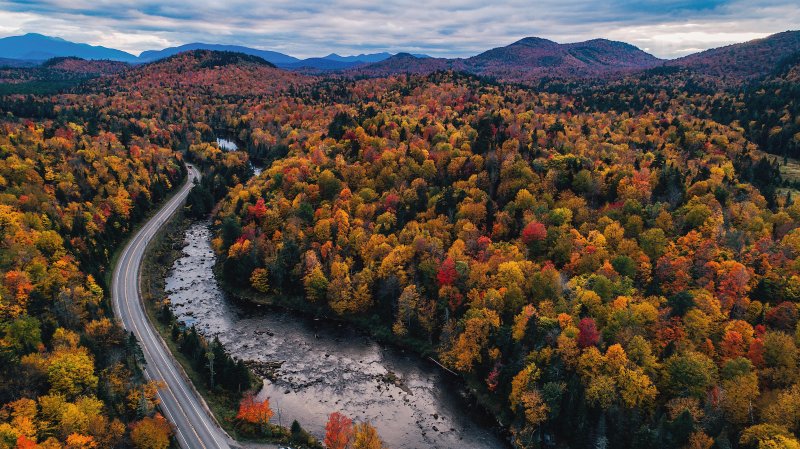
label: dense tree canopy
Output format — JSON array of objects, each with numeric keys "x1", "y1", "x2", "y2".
[{"x1": 0, "y1": 47, "x2": 799, "y2": 448}]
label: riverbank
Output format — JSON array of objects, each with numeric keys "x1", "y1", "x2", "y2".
[
  {"x1": 216, "y1": 271, "x2": 441, "y2": 358},
  {"x1": 167, "y1": 222, "x2": 509, "y2": 448},
  {"x1": 139, "y1": 208, "x2": 323, "y2": 448},
  {"x1": 206, "y1": 239, "x2": 511, "y2": 447}
]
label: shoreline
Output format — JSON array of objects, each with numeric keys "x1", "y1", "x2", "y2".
[{"x1": 210, "y1": 232, "x2": 513, "y2": 446}]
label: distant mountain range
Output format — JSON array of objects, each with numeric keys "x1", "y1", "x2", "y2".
[
  {"x1": 351, "y1": 31, "x2": 800, "y2": 83},
  {"x1": 1, "y1": 31, "x2": 798, "y2": 83},
  {"x1": 0, "y1": 33, "x2": 428, "y2": 70},
  {"x1": 0, "y1": 33, "x2": 139, "y2": 62},
  {"x1": 350, "y1": 36, "x2": 664, "y2": 82}
]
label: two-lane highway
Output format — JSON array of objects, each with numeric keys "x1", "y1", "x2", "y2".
[{"x1": 112, "y1": 164, "x2": 233, "y2": 449}]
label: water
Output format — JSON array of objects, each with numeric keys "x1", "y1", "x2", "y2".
[
  {"x1": 216, "y1": 137, "x2": 238, "y2": 151},
  {"x1": 165, "y1": 223, "x2": 508, "y2": 449},
  {"x1": 214, "y1": 136, "x2": 263, "y2": 176}
]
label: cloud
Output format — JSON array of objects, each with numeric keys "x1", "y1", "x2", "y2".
[{"x1": 0, "y1": 0, "x2": 798, "y2": 58}]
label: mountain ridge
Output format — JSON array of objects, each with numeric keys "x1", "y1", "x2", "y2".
[
  {"x1": 2, "y1": 31, "x2": 799, "y2": 83},
  {"x1": 0, "y1": 33, "x2": 138, "y2": 62},
  {"x1": 667, "y1": 29, "x2": 800, "y2": 80}
]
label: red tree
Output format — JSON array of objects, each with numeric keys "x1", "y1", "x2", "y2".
[
  {"x1": 765, "y1": 301, "x2": 799, "y2": 331},
  {"x1": 747, "y1": 338, "x2": 765, "y2": 368},
  {"x1": 437, "y1": 257, "x2": 458, "y2": 286},
  {"x1": 324, "y1": 412, "x2": 353, "y2": 449},
  {"x1": 577, "y1": 317, "x2": 600, "y2": 348},
  {"x1": 236, "y1": 393, "x2": 274, "y2": 430},
  {"x1": 521, "y1": 221, "x2": 547, "y2": 244},
  {"x1": 247, "y1": 198, "x2": 268, "y2": 222}
]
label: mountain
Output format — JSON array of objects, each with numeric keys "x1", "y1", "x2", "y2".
[
  {"x1": 667, "y1": 30, "x2": 800, "y2": 81},
  {"x1": 155, "y1": 50, "x2": 275, "y2": 69},
  {"x1": 350, "y1": 53, "x2": 455, "y2": 77},
  {"x1": 138, "y1": 43, "x2": 299, "y2": 65},
  {"x1": 322, "y1": 52, "x2": 429, "y2": 63},
  {"x1": 284, "y1": 52, "x2": 394, "y2": 70},
  {"x1": 323, "y1": 52, "x2": 393, "y2": 63},
  {"x1": 0, "y1": 33, "x2": 432, "y2": 71},
  {"x1": 3, "y1": 31, "x2": 798, "y2": 84},
  {"x1": 353, "y1": 37, "x2": 661, "y2": 82},
  {"x1": 0, "y1": 33, "x2": 138, "y2": 62},
  {"x1": 283, "y1": 58, "x2": 365, "y2": 70},
  {"x1": 464, "y1": 37, "x2": 661, "y2": 81}
]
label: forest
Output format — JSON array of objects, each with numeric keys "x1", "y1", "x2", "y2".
[{"x1": 0, "y1": 41, "x2": 798, "y2": 449}]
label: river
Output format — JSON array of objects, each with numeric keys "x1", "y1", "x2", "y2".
[
  {"x1": 164, "y1": 222, "x2": 509, "y2": 449},
  {"x1": 216, "y1": 136, "x2": 263, "y2": 176}
]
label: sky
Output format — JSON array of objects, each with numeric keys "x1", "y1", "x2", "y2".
[{"x1": 0, "y1": 0, "x2": 798, "y2": 59}]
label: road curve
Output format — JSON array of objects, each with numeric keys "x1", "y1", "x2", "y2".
[{"x1": 112, "y1": 164, "x2": 234, "y2": 449}]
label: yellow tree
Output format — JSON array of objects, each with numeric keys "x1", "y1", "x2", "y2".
[
  {"x1": 352, "y1": 421, "x2": 385, "y2": 449},
  {"x1": 130, "y1": 414, "x2": 173, "y2": 449},
  {"x1": 47, "y1": 347, "x2": 98, "y2": 398},
  {"x1": 442, "y1": 308, "x2": 500, "y2": 372}
]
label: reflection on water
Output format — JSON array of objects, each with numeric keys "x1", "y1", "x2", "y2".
[
  {"x1": 165, "y1": 223, "x2": 508, "y2": 449},
  {"x1": 216, "y1": 137, "x2": 238, "y2": 151}
]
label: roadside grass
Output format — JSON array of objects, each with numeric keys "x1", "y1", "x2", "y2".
[{"x1": 139, "y1": 208, "x2": 248, "y2": 438}]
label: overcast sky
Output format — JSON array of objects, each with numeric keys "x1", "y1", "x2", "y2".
[{"x1": 0, "y1": 0, "x2": 798, "y2": 59}]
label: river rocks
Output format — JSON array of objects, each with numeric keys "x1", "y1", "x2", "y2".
[
  {"x1": 245, "y1": 360, "x2": 284, "y2": 381},
  {"x1": 164, "y1": 222, "x2": 506, "y2": 449}
]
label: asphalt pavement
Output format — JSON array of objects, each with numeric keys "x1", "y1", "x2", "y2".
[{"x1": 111, "y1": 165, "x2": 237, "y2": 449}]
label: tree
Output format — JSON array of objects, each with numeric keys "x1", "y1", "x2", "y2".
[
  {"x1": 437, "y1": 257, "x2": 458, "y2": 286},
  {"x1": 663, "y1": 352, "x2": 717, "y2": 399},
  {"x1": 130, "y1": 414, "x2": 173, "y2": 449},
  {"x1": 577, "y1": 317, "x2": 600, "y2": 348},
  {"x1": 762, "y1": 331, "x2": 798, "y2": 388},
  {"x1": 65, "y1": 433, "x2": 97, "y2": 449},
  {"x1": 510, "y1": 363, "x2": 541, "y2": 411},
  {"x1": 521, "y1": 221, "x2": 547, "y2": 244},
  {"x1": 393, "y1": 285, "x2": 420, "y2": 336},
  {"x1": 3, "y1": 315, "x2": 41, "y2": 354},
  {"x1": 617, "y1": 367, "x2": 658, "y2": 408},
  {"x1": 324, "y1": 412, "x2": 353, "y2": 449},
  {"x1": 319, "y1": 170, "x2": 342, "y2": 200},
  {"x1": 47, "y1": 348, "x2": 98, "y2": 398},
  {"x1": 352, "y1": 421, "x2": 384, "y2": 449},
  {"x1": 762, "y1": 385, "x2": 800, "y2": 432},
  {"x1": 249, "y1": 268, "x2": 270, "y2": 293},
  {"x1": 721, "y1": 371, "x2": 759, "y2": 426},
  {"x1": 442, "y1": 308, "x2": 501, "y2": 372},
  {"x1": 236, "y1": 393, "x2": 274, "y2": 431},
  {"x1": 740, "y1": 424, "x2": 800, "y2": 449},
  {"x1": 304, "y1": 266, "x2": 329, "y2": 302}
]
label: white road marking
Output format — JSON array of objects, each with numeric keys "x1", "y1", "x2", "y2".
[{"x1": 111, "y1": 167, "x2": 231, "y2": 449}]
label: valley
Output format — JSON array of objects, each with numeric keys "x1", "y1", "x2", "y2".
[{"x1": 0, "y1": 23, "x2": 799, "y2": 449}]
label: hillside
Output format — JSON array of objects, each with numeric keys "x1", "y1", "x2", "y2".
[
  {"x1": 353, "y1": 37, "x2": 662, "y2": 82},
  {"x1": 138, "y1": 42, "x2": 299, "y2": 65},
  {"x1": 349, "y1": 53, "x2": 456, "y2": 76},
  {"x1": 42, "y1": 57, "x2": 129, "y2": 75},
  {"x1": 668, "y1": 30, "x2": 800, "y2": 81},
  {"x1": 466, "y1": 37, "x2": 660, "y2": 81}
]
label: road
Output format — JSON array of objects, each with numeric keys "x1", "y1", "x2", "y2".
[{"x1": 111, "y1": 164, "x2": 236, "y2": 449}]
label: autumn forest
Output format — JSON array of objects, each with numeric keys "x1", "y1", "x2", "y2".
[{"x1": 1, "y1": 27, "x2": 800, "y2": 449}]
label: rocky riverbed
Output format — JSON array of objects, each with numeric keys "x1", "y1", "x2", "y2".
[{"x1": 165, "y1": 222, "x2": 508, "y2": 449}]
